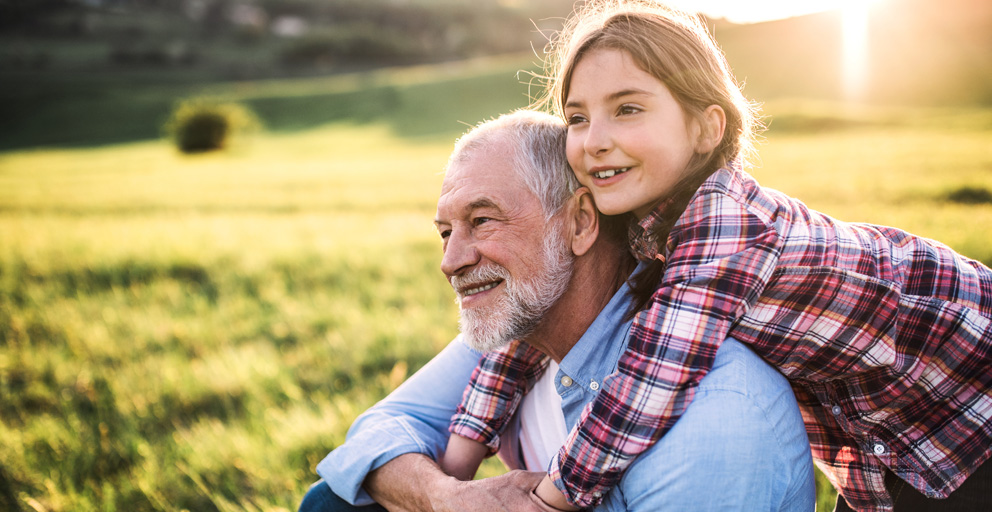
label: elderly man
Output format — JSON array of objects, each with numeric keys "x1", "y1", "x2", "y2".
[{"x1": 300, "y1": 111, "x2": 814, "y2": 511}]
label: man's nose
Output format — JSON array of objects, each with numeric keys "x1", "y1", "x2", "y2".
[{"x1": 440, "y1": 227, "x2": 480, "y2": 277}]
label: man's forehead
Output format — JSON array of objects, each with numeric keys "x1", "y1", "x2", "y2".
[{"x1": 436, "y1": 151, "x2": 536, "y2": 219}]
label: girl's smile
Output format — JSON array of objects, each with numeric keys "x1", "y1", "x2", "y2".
[{"x1": 564, "y1": 48, "x2": 714, "y2": 219}]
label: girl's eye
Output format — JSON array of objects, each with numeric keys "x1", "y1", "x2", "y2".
[
  {"x1": 566, "y1": 113, "x2": 587, "y2": 126},
  {"x1": 617, "y1": 104, "x2": 641, "y2": 116}
]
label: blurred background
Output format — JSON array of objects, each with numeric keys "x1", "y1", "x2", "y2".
[
  {"x1": 2, "y1": 0, "x2": 990, "y2": 149},
  {"x1": 1, "y1": 1, "x2": 990, "y2": 511}
]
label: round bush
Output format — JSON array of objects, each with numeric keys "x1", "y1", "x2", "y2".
[{"x1": 165, "y1": 99, "x2": 260, "y2": 153}]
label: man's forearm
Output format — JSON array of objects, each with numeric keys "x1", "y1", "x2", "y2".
[
  {"x1": 364, "y1": 453, "x2": 452, "y2": 512},
  {"x1": 316, "y1": 339, "x2": 483, "y2": 505},
  {"x1": 364, "y1": 453, "x2": 555, "y2": 512}
]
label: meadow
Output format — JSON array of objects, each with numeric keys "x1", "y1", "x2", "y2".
[{"x1": 2, "y1": 57, "x2": 992, "y2": 512}]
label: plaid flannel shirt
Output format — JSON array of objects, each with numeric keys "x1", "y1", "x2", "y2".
[{"x1": 449, "y1": 165, "x2": 992, "y2": 511}]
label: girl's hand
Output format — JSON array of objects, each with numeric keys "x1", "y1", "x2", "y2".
[{"x1": 534, "y1": 475, "x2": 582, "y2": 511}]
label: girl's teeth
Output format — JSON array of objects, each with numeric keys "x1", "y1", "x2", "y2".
[{"x1": 594, "y1": 167, "x2": 630, "y2": 179}]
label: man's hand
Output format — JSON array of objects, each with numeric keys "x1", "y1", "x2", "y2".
[
  {"x1": 364, "y1": 453, "x2": 564, "y2": 512},
  {"x1": 429, "y1": 469, "x2": 565, "y2": 512}
]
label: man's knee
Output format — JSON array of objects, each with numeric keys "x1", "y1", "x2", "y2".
[{"x1": 298, "y1": 481, "x2": 387, "y2": 512}]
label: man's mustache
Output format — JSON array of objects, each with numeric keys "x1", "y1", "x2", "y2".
[{"x1": 450, "y1": 265, "x2": 509, "y2": 302}]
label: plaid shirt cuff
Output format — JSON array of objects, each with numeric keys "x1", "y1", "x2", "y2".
[
  {"x1": 548, "y1": 453, "x2": 610, "y2": 508},
  {"x1": 449, "y1": 413, "x2": 502, "y2": 455}
]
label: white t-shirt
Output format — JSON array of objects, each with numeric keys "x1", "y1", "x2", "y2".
[{"x1": 515, "y1": 360, "x2": 569, "y2": 471}]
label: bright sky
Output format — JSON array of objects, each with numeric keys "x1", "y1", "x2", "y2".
[
  {"x1": 665, "y1": 0, "x2": 869, "y2": 23},
  {"x1": 667, "y1": 0, "x2": 883, "y2": 98}
]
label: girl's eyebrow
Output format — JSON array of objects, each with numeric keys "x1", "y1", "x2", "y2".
[
  {"x1": 565, "y1": 88, "x2": 653, "y2": 109},
  {"x1": 608, "y1": 88, "x2": 652, "y2": 101}
]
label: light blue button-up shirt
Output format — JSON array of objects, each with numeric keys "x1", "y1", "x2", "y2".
[{"x1": 316, "y1": 280, "x2": 815, "y2": 511}]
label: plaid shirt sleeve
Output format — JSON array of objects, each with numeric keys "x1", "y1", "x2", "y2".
[
  {"x1": 449, "y1": 339, "x2": 549, "y2": 453},
  {"x1": 547, "y1": 187, "x2": 784, "y2": 507}
]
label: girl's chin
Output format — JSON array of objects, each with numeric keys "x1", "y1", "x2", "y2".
[{"x1": 592, "y1": 194, "x2": 648, "y2": 217}]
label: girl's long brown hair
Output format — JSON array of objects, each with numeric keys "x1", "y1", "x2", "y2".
[{"x1": 535, "y1": 0, "x2": 763, "y2": 314}]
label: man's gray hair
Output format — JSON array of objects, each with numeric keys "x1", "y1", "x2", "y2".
[{"x1": 446, "y1": 110, "x2": 579, "y2": 219}]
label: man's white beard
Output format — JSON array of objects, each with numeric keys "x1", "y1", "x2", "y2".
[{"x1": 454, "y1": 224, "x2": 574, "y2": 353}]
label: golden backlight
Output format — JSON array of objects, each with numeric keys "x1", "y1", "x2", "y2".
[
  {"x1": 840, "y1": 0, "x2": 886, "y2": 100},
  {"x1": 670, "y1": 0, "x2": 893, "y2": 100}
]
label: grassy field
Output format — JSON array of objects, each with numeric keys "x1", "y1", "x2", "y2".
[
  {"x1": 2, "y1": 58, "x2": 992, "y2": 512},
  {"x1": 0, "y1": 125, "x2": 462, "y2": 511}
]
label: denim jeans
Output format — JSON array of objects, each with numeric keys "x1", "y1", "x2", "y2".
[
  {"x1": 833, "y1": 458, "x2": 992, "y2": 512},
  {"x1": 299, "y1": 481, "x2": 385, "y2": 512}
]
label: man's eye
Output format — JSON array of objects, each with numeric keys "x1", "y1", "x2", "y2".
[
  {"x1": 439, "y1": 229, "x2": 451, "y2": 239},
  {"x1": 472, "y1": 217, "x2": 491, "y2": 226}
]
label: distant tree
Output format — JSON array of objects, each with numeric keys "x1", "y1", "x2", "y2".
[{"x1": 164, "y1": 99, "x2": 260, "y2": 153}]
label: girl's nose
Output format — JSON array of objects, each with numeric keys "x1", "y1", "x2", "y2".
[{"x1": 584, "y1": 120, "x2": 613, "y2": 156}]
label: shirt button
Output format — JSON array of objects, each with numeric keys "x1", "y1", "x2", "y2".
[
  {"x1": 831, "y1": 405, "x2": 842, "y2": 416},
  {"x1": 593, "y1": 491, "x2": 603, "y2": 499},
  {"x1": 873, "y1": 443, "x2": 886, "y2": 455},
  {"x1": 561, "y1": 376, "x2": 573, "y2": 387},
  {"x1": 589, "y1": 380, "x2": 600, "y2": 391}
]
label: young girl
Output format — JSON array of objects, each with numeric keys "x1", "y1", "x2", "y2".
[{"x1": 444, "y1": 1, "x2": 992, "y2": 511}]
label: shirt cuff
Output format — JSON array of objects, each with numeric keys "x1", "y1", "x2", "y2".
[
  {"x1": 548, "y1": 453, "x2": 608, "y2": 509},
  {"x1": 317, "y1": 416, "x2": 446, "y2": 506},
  {"x1": 449, "y1": 413, "x2": 502, "y2": 455}
]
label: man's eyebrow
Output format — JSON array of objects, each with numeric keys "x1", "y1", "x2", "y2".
[
  {"x1": 467, "y1": 198, "x2": 500, "y2": 211},
  {"x1": 434, "y1": 197, "x2": 501, "y2": 224},
  {"x1": 564, "y1": 88, "x2": 653, "y2": 109}
]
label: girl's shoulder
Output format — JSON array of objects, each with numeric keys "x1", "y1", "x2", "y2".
[
  {"x1": 693, "y1": 166, "x2": 783, "y2": 224},
  {"x1": 700, "y1": 166, "x2": 766, "y2": 197}
]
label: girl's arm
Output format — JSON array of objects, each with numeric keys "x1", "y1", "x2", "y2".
[
  {"x1": 441, "y1": 434, "x2": 490, "y2": 480},
  {"x1": 548, "y1": 190, "x2": 782, "y2": 508},
  {"x1": 448, "y1": 339, "x2": 549, "y2": 453}
]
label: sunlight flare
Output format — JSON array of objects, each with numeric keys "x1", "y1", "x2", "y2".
[{"x1": 841, "y1": 0, "x2": 874, "y2": 100}]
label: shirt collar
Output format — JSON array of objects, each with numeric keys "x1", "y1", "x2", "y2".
[
  {"x1": 628, "y1": 163, "x2": 742, "y2": 263},
  {"x1": 557, "y1": 267, "x2": 639, "y2": 387},
  {"x1": 628, "y1": 206, "x2": 667, "y2": 263}
]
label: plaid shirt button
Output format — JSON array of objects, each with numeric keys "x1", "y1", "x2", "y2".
[
  {"x1": 873, "y1": 443, "x2": 886, "y2": 455},
  {"x1": 832, "y1": 405, "x2": 842, "y2": 416}
]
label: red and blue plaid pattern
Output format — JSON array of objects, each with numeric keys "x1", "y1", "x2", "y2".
[
  {"x1": 451, "y1": 166, "x2": 992, "y2": 511},
  {"x1": 451, "y1": 339, "x2": 549, "y2": 454}
]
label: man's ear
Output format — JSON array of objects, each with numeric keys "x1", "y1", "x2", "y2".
[
  {"x1": 569, "y1": 187, "x2": 599, "y2": 257},
  {"x1": 695, "y1": 104, "x2": 726, "y2": 154}
]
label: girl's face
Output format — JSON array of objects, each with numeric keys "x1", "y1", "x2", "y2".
[{"x1": 564, "y1": 48, "x2": 705, "y2": 219}]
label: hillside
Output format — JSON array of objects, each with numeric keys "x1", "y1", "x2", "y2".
[
  {"x1": 2, "y1": 0, "x2": 990, "y2": 151},
  {"x1": 716, "y1": 0, "x2": 992, "y2": 105}
]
